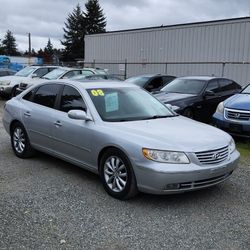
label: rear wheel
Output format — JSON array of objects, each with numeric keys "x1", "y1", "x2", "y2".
[
  {"x1": 11, "y1": 122, "x2": 35, "y2": 158},
  {"x1": 99, "y1": 148, "x2": 138, "y2": 200}
]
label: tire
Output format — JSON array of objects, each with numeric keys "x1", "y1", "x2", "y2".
[
  {"x1": 99, "y1": 148, "x2": 138, "y2": 200},
  {"x1": 183, "y1": 108, "x2": 194, "y2": 119},
  {"x1": 11, "y1": 122, "x2": 35, "y2": 158},
  {"x1": 11, "y1": 85, "x2": 17, "y2": 98}
]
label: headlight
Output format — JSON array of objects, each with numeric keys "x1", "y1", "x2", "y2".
[
  {"x1": 142, "y1": 148, "x2": 190, "y2": 164},
  {"x1": 228, "y1": 138, "x2": 236, "y2": 154},
  {"x1": 216, "y1": 102, "x2": 224, "y2": 114},
  {"x1": 0, "y1": 80, "x2": 11, "y2": 86}
]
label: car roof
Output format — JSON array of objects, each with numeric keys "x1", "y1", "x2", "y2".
[
  {"x1": 37, "y1": 79, "x2": 137, "y2": 90},
  {"x1": 177, "y1": 76, "x2": 219, "y2": 81}
]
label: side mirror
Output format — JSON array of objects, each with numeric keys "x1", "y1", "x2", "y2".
[
  {"x1": 165, "y1": 104, "x2": 180, "y2": 112},
  {"x1": 68, "y1": 110, "x2": 92, "y2": 121},
  {"x1": 204, "y1": 90, "x2": 215, "y2": 97},
  {"x1": 31, "y1": 73, "x2": 38, "y2": 78}
]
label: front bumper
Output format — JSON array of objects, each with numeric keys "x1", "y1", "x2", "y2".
[
  {"x1": 213, "y1": 112, "x2": 250, "y2": 138},
  {"x1": 0, "y1": 85, "x2": 12, "y2": 96},
  {"x1": 134, "y1": 150, "x2": 240, "y2": 194}
]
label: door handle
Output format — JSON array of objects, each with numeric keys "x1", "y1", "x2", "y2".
[
  {"x1": 54, "y1": 121, "x2": 62, "y2": 127},
  {"x1": 24, "y1": 111, "x2": 31, "y2": 117}
]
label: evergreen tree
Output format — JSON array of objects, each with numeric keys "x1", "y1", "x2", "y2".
[
  {"x1": 2, "y1": 30, "x2": 19, "y2": 56},
  {"x1": 85, "y1": 0, "x2": 106, "y2": 34},
  {"x1": 44, "y1": 38, "x2": 54, "y2": 56},
  {"x1": 0, "y1": 39, "x2": 5, "y2": 54},
  {"x1": 61, "y1": 4, "x2": 86, "y2": 60}
]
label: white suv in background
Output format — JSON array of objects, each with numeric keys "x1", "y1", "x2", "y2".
[
  {"x1": 16, "y1": 67, "x2": 107, "y2": 95},
  {"x1": 0, "y1": 65, "x2": 58, "y2": 97}
]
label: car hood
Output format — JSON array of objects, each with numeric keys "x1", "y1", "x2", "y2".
[
  {"x1": 224, "y1": 93, "x2": 250, "y2": 110},
  {"x1": 153, "y1": 91, "x2": 196, "y2": 103},
  {"x1": 107, "y1": 116, "x2": 231, "y2": 152},
  {"x1": 0, "y1": 75, "x2": 27, "y2": 85}
]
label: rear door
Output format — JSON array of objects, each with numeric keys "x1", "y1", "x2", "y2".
[
  {"x1": 22, "y1": 84, "x2": 61, "y2": 151},
  {"x1": 218, "y1": 78, "x2": 241, "y2": 100}
]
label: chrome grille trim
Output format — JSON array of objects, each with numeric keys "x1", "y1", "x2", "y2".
[
  {"x1": 195, "y1": 146, "x2": 229, "y2": 165},
  {"x1": 225, "y1": 108, "x2": 250, "y2": 121}
]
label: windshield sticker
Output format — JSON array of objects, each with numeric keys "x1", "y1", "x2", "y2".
[
  {"x1": 91, "y1": 89, "x2": 104, "y2": 96},
  {"x1": 105, "y1": 92, "x2": 119, "y2": 112}
]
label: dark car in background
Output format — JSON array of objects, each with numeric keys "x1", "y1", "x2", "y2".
[
  {"x1": 153, "y1": 76, "x2": 242, "y2": 122},
  {"x1": 125, "y1": 74, "x2": 176, "y2": 92},
  {"x1": 213, "y1": 84, "x2": 250, "y2": 138}
]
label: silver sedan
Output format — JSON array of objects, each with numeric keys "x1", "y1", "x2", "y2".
[{"x1": 2, "y1": 80, "x2": 240, "y2": 199}]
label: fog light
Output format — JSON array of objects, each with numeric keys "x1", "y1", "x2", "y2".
[
  {"x1": 165, "y1": 183, "x2": 180, "y2": 190},
  {"x1": 0, "y1": 87, "x2": 4, "y2": 92}
]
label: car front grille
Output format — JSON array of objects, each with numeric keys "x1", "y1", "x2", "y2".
[
  {"x1": 164, "y1": 171, "x2": 233, "y2": 191},
  {"x1": 225, "y1": 108, "x2": 250, "y2": 121},
  {"x1": 195, "y1": 146, "x2": 229, "y2": 165},
  {"x1": 179, "y1": 171, "x2": 233, "y2": 189}
]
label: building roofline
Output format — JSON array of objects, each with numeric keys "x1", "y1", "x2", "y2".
[{"x1": 86, "y1": 16, "x2": 250, "y2": 36}]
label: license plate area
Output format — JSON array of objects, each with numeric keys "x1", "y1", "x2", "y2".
[{"x1": 229, "y1": 123, "x2": 242, "y2": 133}]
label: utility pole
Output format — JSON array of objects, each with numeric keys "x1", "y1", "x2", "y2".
[
  {"x1": 28, "y1": 33, "x2": 31, "y2": 55},
  {"x1": 28, "y1": 33, "x2": 31, "y2": 65}
]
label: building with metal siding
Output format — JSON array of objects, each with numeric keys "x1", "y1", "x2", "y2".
[{"x1": 85, "y1": 17, "x2": 250, "y2": 85}]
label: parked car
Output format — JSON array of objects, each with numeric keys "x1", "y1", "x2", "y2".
[
  {"x1": 0, "y1": 68, "x2": 16, "y2": 77},
  {"x1": 213, "y1": 84, "x2": 250, "y2": 138},
  {"x1": 0, "y1": 65, "x2": 58, "y2": 97},
  {"x1": 16, "y1": 67, "x2": 93, "y2": 95},
  {"x1": 81, "y1": 67, "x2": 108, "y2": 75},
  {"x1": 3, "y1": 80, "x2": 239, "y2": 199},
  {"x1": 153, "y1": 76, "x2": 242, "y2": 122},
  {"x1": 71, "y1": 74, "x2": 122, "y2": 81},
  {"x1": 125, "y1": 74, "x2": 176, "y2": 92}
]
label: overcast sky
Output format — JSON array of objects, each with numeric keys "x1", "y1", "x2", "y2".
[{"x1": 0, "y1": 0, "x2": 249, "y2": 52}]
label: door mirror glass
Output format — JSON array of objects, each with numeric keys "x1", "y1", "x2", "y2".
[{"x1": 68, "y1": 110, "x2": 92, "y2": 121}]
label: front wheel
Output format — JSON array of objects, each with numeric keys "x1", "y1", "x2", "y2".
[
  {"x1": 11, "y1": 122, "x2": 35, "y2": 158},
  {"x1": 99, "y1": 149, "x2": 138, "y2": 200}
]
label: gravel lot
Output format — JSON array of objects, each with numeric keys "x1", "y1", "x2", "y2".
[{"x1": 0, "y1": 99, "x2": 249, "y2": 250}]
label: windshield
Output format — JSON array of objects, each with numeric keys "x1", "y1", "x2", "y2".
[
  {"x1": 242, "y1": 85, "x2": 250, "y2": 94},
  {"x1": 15, "y1": 67, "x2": 36, "y2": 77},
  {"x1": 87, "y1": 87, "x2": 176, "y2": 122},
  {"x1": 42, "y1": 68, "x2": 66, "y2": 80},
  {"x1": 161, "y1": 79, "x2": 207, "y2": 94},
  {"x1": 125, "y1": 76, "x2": 150, "y2": 87}
]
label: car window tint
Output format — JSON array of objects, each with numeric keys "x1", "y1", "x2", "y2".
[
  {"x1": 23, "y1": 88, "x2": 37, "y2": 102},
  {"x1": 145, "y1": 77, "x2": 163, "y2": 91},
  {"x1": 206, "y1": 80, "x2": 220, "y2": 93},
  {"x1": 34, "y1": 68, "x2": 49, "y2": 77},
  {"x1": 62, "y1": 70, "x2": 81, "y2": 79},
  {"x1": 33, "y1": 84, "x2": 60, "y2": 108},
  {"x1": 219, "y1": 79, "x2": 236, "y2": 91},
  {"x1": 162, "y1": 76, "x2": 176, "y2": 84},
  {"x1": 60, "y1": 85, "x2": 86, "y2": 112}
]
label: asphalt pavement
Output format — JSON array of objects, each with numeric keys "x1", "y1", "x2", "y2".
[{"x1": 0, "y1": 99, "x2": 249, "y2": 250}]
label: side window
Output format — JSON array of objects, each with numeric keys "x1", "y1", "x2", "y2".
[
  {"x1": 162, "y1": 76, "x2": 176, "y2": 85},
  {"x1": 219, "y1": 79, "x2": 235, "y2": 91},
  {"x1": 82, "y1": 70, "x2": 94, "y2": 76},
  {"x1": 146, "y1": 77, "x2": 163, "y2": 91},
  {"x1": 60, "y1": 86, "x2": 86, "y2": 112},
  {"x1": 33, "y1": 84, "x2": 60, "y2": 108},
  {"x1": 62, "y1": 70, "x2": 81, "y2": 79},
  {"x1": 206, "y1": 80, "x2": 220, "y2": 93},
  {"x1": 34, "y1": 68, "x2": 49, "y2": 78},
  {"x1": 23, "y1": 88, "x2": 37, "y2": 102}
]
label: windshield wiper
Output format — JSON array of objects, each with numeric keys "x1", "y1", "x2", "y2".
[{"x1": 142, "y1": 115, "x2": 175, "y2": 120}]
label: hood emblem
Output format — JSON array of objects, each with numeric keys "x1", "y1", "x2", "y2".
[
  {"x1": 212, "y1": 153, "x2": 221, "y2": 160},
  {"x1": 235, "y1": 113, "x2": 241, "y2": 119}
]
